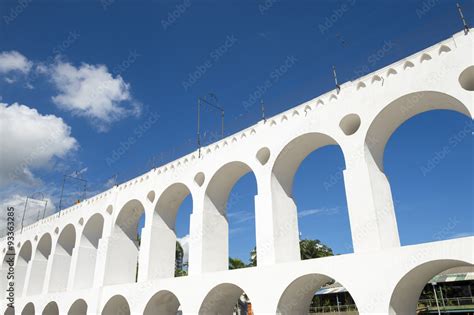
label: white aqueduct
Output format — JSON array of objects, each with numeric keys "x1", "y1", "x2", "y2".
[{"x1": 1, "y1": 29, "x2": 473, "y2": 315}]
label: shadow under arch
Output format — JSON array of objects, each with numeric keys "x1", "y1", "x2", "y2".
[
  {"x1": 16, "y1": 240, "x2": 32, "y2": 296},
  {"x1": 42, "y1": 301, "x2": 59, "y2": 315},
  {"x1": 49, "y1": 224, "x2": 76, "y2": 293},
  {"x1": 364, "y1": 91, "x2": 472, "y2": 172},
  {"x1": 199, "y1": 283, "x2": 250, "y2": 315},
  {"x1": 28, "y1": 233, "x2": 52, "y2": 295},
  {"x1": 74, "y1": 213, "x2": 104, "y2": 290},
  {"x1": 143, "y1": 290, "x2": 180, "y2": 315},
  {"x1": 202, "y1": 161, "x2": 258, "y2": 272},
  {"x1": 276, "y1": 273, "x2": 358, "y2": 315},
  {"x1": 104, "y1": 199, "x2": 145, "y2": 285},
  {"x1": 68, "y1": 298, "x2": 87, "y2": 315},
  {"x1": 102, "y1": 295, "x2": 130, "y2": 315},
  {"x1": 21, "y1": 302, "x2": 35, "y2": 315},
  {"x1": 148, "y1": 182, "x2": 192, "y2": 279},
  {"x1": 389, "y1": 259, "x2": 473, "y2": 315}
]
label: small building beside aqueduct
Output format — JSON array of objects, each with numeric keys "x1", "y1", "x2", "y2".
[{"x1": 1, "y1": 29, "x2": 473, "y2": 315}]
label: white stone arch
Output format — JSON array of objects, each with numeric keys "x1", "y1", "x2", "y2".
[
  {"x1": 42, "y1": 301, "x2": 59, "y2": 315},
  {"x1": 28, "y1": 233, "x2": 52, "y2": 295},
  {"x1": 389, "y1": 259, "x2": 473, "y2": 315},
  {"x1": 21, "y1": 302, "x2": 35, "y2": 315},
  {"x1": 49, "y1": 224, "x2": 76, "y2": 293},
  {"x1": 276, "y1": 273, "x2": 359, "y2": 315},
  {"x1": 272, "y1": 132, "x2": 346, "y2": 198},
  {"x1": 146, "y1": 182, "x2": 192, "y2": 279},
  {"x1": 15, "y1": 240, "x2": 32, "y2": 297},
  {"x1": 201, "y1": 161, "x2": 259, "y2": 272},
  {"x1": 104, "y1": 199, "x2": 145, "y2": 285},
  {"x1": 143, "y1": 290, "x2": 181, "y2": 315},
  {"x1": 73, "y1": 213, "x2": 104, "y2": 290},
  {"x1": 267, "y1": 132, "x2": 348, "y2": 262},
  {"x1": 364, "y1": 91, "x2": 472, "y2": 172},
  {"x1": 198, "y1": 282, "x2": 250, "y2": 315},
  {"x1": 101, "y1": 294, "x2": 130, "y2": 315},
  {"x1": 68, "y1": 298, "x2": 88, "y2": 315}
]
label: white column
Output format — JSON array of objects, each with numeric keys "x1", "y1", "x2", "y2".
[
  {"x1": 255, "y1": 171, "x2": 300, "y2": 266},
  {"x1": 66, "y1": 238, "x2": 81, "y2": 291},
  {"x1": 343, "y1": 145, "x2": 400, "y2": 253}
]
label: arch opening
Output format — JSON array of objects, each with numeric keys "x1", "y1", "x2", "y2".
[
  {"x1": 272, "y1": 133, "x2": 352, "y2": 258},
  {"x1": 49, "y1": 224, "x2": 76, "y2": 292},
  {"x1": 104, "y1": 199, "x2": 145, "y2": 285},
  {"x1": 364, "y1": 91, "x2": 471, "y2": 172},
  {"x1": 15, "y1": 241, "x2": 32, "y2": 296},
  {"x1": 277, "y1": 274, "x2": 359, "y2": 315},
  {"x1": 102, "y1": 295, "x2": 130, "y2": 315},
  {"x1": 21, "y1": 302, "x2": 35, "y2": 315},
  {"x1": 42, "y1": 301, "x2": 59, "y2": 315},
  {"x1": 28, "y1": 233, "x2": 52, "y2": 295},
  {"x1": 382, "y1": 109, "x2": 472, "y2": 245},
  {"x1": 199, "y1": 283, "x2": 252, "y2": 315},
  {"x1": 73, "y1": 213, "x2": 104, "y2": 289},
  {"x1": 389, "y1": 260, "x2": 473, "y2": 315},
  {"x1": 459, "y1": 65, "x2": 474, "y2": 91},
  {"x1": 202, "y1": 161, "x2": 258, "y2": 272},
  {"x1": 150, "y1": 182, "x2": 192, "y2": 279},
  {"x1": 143, "y1": 290, "x2": 180, "y2": 315},
  {"x1": 68, "y1": 299, "x2": 88, "y2": 315}
]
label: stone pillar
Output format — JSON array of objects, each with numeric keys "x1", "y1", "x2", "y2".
[
  {"x1": 255, "y1": 171, "x2": 300, "y2": 266},
  {"x1": 137, "y1": 214, "x2": 176, "y2": 282},
  {"x1": 343, "y1": 145, "x2": 400, "y2": 253},
  {"x1": 66, "y1": 239, "x2": 80, "y2": 291}
]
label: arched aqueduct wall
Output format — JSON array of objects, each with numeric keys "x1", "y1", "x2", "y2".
[{"x1": 1, "y1": 29, "x2": 473, "y2": 315}]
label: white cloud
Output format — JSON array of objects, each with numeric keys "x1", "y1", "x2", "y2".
[
  {"x1": 50, "y1": 61, "x2": 141, "y2": 131},
  {"x1": 0, "y1": 51, "x2": 32, "y2": 74},
  {"x1": 298, "y1": 207, "x2": 340, "y2": 218},
  {"x1": 0, "y1": 103, "x2": 78, "y2": 187}
]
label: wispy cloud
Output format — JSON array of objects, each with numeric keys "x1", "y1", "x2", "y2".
[{"x1": 298, "y1": 207, "x2": 340, "y2": 218}]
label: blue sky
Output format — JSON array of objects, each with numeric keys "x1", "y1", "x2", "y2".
[{"x1": 0, "y1": 0, "x2": 472, "y2": 263}]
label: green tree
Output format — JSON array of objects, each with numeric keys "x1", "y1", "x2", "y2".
[
  {"x1": 175, "y1": 241, "x2": 187, "y2": 277},
  {"x1": 229, "y1": 257, "x2": 247, "y2": 269},
  {"x1": 299, "y1": 239, "x2": 333, "y2": 260},
  {"x1": 248, "y1": 239, "x2": 333, "y2": 267}
]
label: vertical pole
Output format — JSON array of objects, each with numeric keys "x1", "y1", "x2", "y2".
[
  {"x1": 59, "y1": 175, "x2": 66, "y2": 214},
  {"x1": 332, "y1": 65, "x2": 341, "y2": 93},
  {"x1": 20, "y1": 197, "x2": 29, "y2": 232},
  {"x1": 221, "y1": 110, "x2": 224, "y2": 139},
  {"x1": 261, "y1": 99, "x2": 266, "y2": 122},
  {"x1": 42, "y1": 200, "x2": 48, "y2": 220},
  {"x1": 457, "y1": 3, "x2": 470, "y2": 35},
  {"x1": 197, "y1": 98, "x2": 201, "y2": 157},
  {"x1": 432, "y1": 283, "x2": 441, "y2": 315}
]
